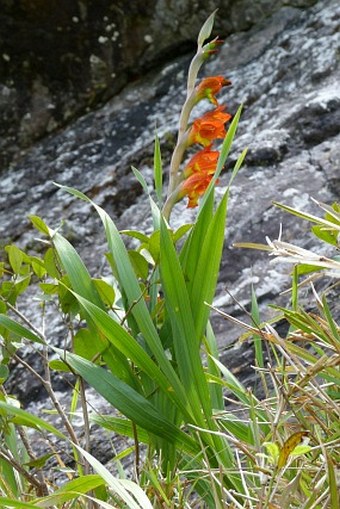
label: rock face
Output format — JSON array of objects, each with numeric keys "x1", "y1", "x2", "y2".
[
  {"x1": 0, "y1": 0, "x2": 318, "y2": 170},
  {"x1": 1, "y1": 0, "x2": 339, "y2": 454}
]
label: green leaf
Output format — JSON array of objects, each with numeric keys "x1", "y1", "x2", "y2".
[
  {"x1": 273, "y1": 201, "x2": 340, "y2": 231},
  {"x1": 187, "y1": 195, "x2": 228, "y2": 340},
  {"x1": 131, "y1": 166, "x2": 149, "y2": 194},
  {"x1": 0, "y1": 455, "x2": 20, "y2": 498},
  {"x1": 14, "y1": 274, "x2": 31, "y2": 298},
  {"x1": 29, "y1": 215, "x2": 50, "y2": 235},
  {"x1": 160, "y1": 219, "x2": 211, "y2": 425},
  {"x1": 93, "y1": 278, "x2": 115, "y2": 308},
  {"x1": 5, "y1": 245, "x2": 24, "y2": 274},
  {"x1": 173, "y1": 223, "x2": 192, "y2": 244},
  {"x1": 59, "y1": 349, "x2": 198, "y2": 453},
  {"x1": 120, "y1": 230, "x2": 149, "y2": 243},
  {"x1": 290, "y1": 444, "x2": 312, "y2": 456},
  {"x1": 204, "y1": 323, "x2": 223, "y2": 411},
  {"x1": 24, "y1": 452, "x2": 55, "y2": 469},
  {"x1": 0, "y1": 499, "x2": 40, "y2": 508},
  {"x1": 51, "y1": 230, "x2": 132, "y2": 381},
  {"x1": 0, "y1": 402, "x2": 66, "y2": 439},
  {"x1": 296, "y1": 263, "x2": 324, "y2": 276},
  {"x1": 229, "y1": 148, "x2": 248, "y2": 190},
  {"x1": 52, "y1": 232, "x2": 104, "y2": 310},
  {"x1": 128, "y1": 250, "x2": 149, "y2": 280},
  {"x1": 209, "y1": 355, "x2": 250, "y2": 406},
  {"x1": 34, "y1": 475, "x2": 106, "y2": 507},
  {"x1": 90, "y1": 414, "x2": 149, "y2": 444},
  {"x1": 39, "y1": 282, "x2": 58, "y2": 295},
  {"x1": 43, "y1": 248, "x2": 59, "y2": 278},
  {"x1": 48, "y1": 359, "x2": 72, "y2": 372},
  {"x1": 322, "y1": 294, "x2": 340, "y2": 342},
  {"x1": 264, "y1": 442, "x2": 280, "y2": 461},
  {"x1": 73, "y1": 328, "x2": 105, "y2": 361},
  {"x1": 327, "y1": 454, "x2": 340, "y2": 509},
  {"x1": 312, "y1": 224, "x2": 338, "y2": 245},
  {"x1": 72, "y1": 445, "x2": 154, "y2": 509},
  {"x1": 0, "y1": 364, "x2": 9, "y2": 383},
  {"x1": 30, "y1": 256, "x2": 47, "y2": 278},
  {"x1": 66, "y1": 291, "x2": 182, "y2": 403},
  {"x1": 57, "y1": 276, "x2": 81, "y2": 316},
  {"x1": 54, "y1": 184, "x2": 191, "y2": 419},
  {"x1": 69, "y1": 475, "x2": 105, "y2": 496},
  {"x1": 129, "y1": 170, "x2": 162, "y2": 228},
  {"x1": 147, "y1": 230, "x2": 161, "y2": 263},
  {"x1": 218, "y1": 413, "x2": 254, "y2": 444},
  {"x1": 180, "y1": 185, "x2": 214, "y2": 276},
  {"x1": 0, "y1": 314, "x2": 45, "y2": 344}
]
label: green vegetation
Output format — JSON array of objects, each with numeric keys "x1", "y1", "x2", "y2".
[{"x1": 0, "y1": 12, "x2": 339, "y2": 509}]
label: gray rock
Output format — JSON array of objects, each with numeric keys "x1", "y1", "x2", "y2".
[{"x1": 0, "y1": 0, "x2": 318, "y2": 170}]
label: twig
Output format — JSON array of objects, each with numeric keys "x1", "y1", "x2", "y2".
[
  {"x1": 17, "y1": 426, "x2": 50, "y2": 496},
  {"x1": 132, "y1": 420, "x2": 140, "y2": 481},
  {"x1": 0, "y1": 447, "x2": 46, "y2": 495},
  {"x1": 11, "y1": 350, "x2": 81, "y2": 450},
  {"x1": 79, "y1": 378, "x2": 91, "y2": 473}
]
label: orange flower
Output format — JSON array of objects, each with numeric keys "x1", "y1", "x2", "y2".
[
  {"x1": 188, "y1": 106, "x2": 232, "y2": 147},
  {"x1": 184, "y1": 146, "x2": 219, "y2": 178},
  {"x1": 195, "y1": 76, "x2": 231, "y2": 106},
  {"x1": 179, "y1": 172, "x2": 215, "y2": 208}
]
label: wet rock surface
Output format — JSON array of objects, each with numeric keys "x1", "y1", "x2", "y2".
[{"x1": 1, "y1": 0, "x2": 339, "y2": 469}]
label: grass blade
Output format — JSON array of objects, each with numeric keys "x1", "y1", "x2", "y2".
[
  {"x1": 33, "y1": 475, "x2": 105, "y2": 507},
  {"x1": 52, "y1": 232, "x2": 103, "y2": 309},
  {"x1": 66, "y1": 289, "x2": 184, "y2": 407},
  {"x1": 0, "y1": 314, "x2": 45, "y2": 344},
  {"x1": 251, "y1": 285, "x2": 264, "y2": 368},
  {"x1": 0, "y1": 499, "x2": 40, "y2": 508},
  {"x1": 154, "y1": 133, "x2": 163, "y2": 205},
  {"x1": 188, "y1": 194, "x2": 227, "y2": 340},
  {"x1": 55, "y1": 184, "x2": 191, "y2": 419},
  {"x1": 59, "y1": 349, "x2": 198, "y2": 454},
  {"x1": 0, "y1": 402, "x2": 66, "y2": 440},
  {"x1": 72, "y1": 444, "x2": 153, "y2": 509},
  {"x1": 160, "y1": 218, "x2": 211, "y2": 425}
]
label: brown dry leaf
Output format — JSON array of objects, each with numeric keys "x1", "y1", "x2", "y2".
[{"x1": 277, "y1": 431, "x2": 309, "y2": 469}]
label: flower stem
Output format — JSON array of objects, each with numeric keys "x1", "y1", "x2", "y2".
[{"x1": 163, "y1": 37, "x2": 215, "y2": 220}]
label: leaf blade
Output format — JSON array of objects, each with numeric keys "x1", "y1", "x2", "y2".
[{"x1": 0, "y1": 314, "x2": 45, "y2": 344}]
